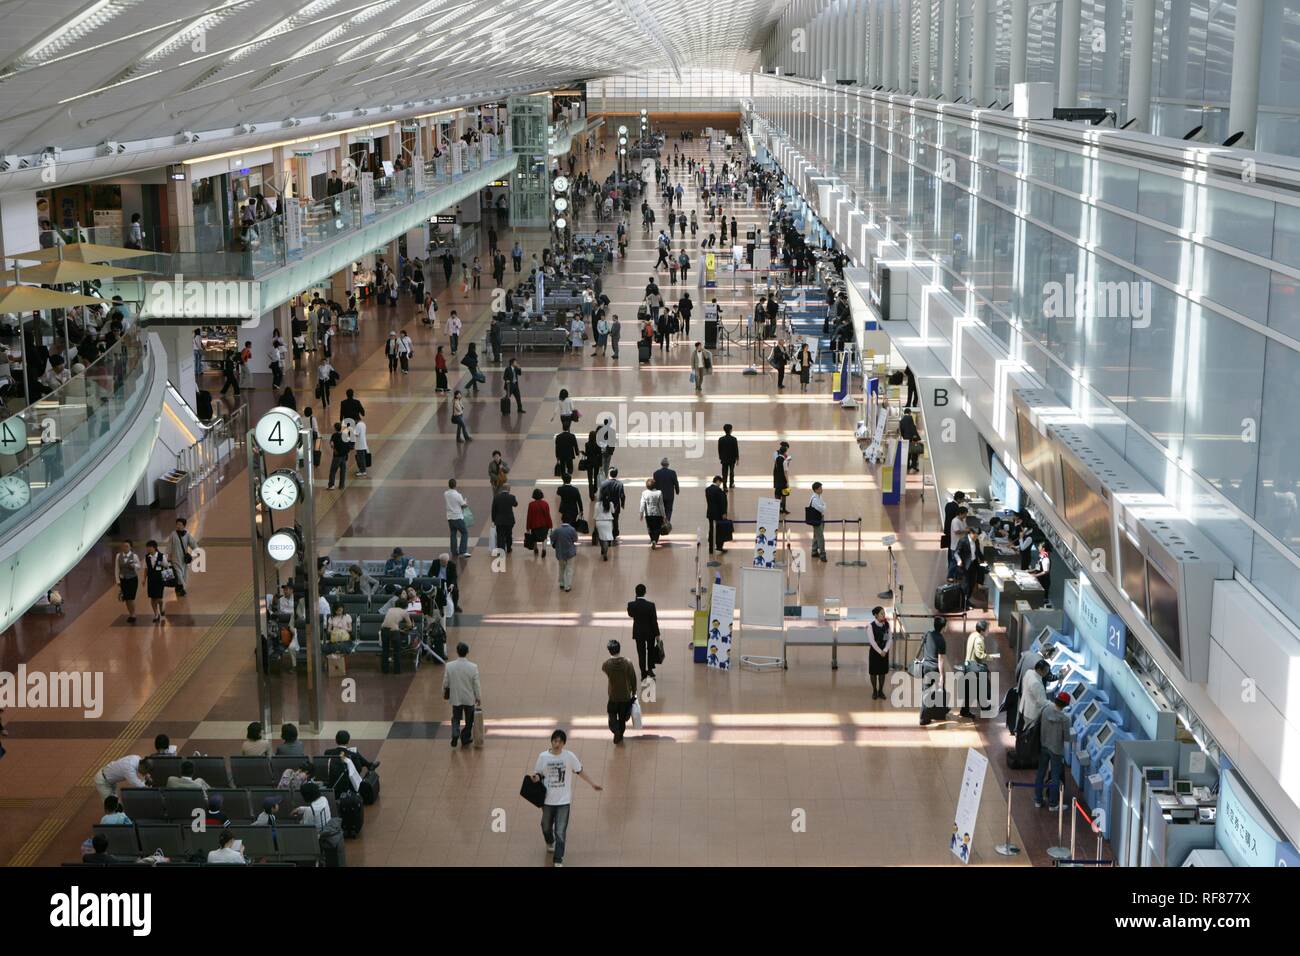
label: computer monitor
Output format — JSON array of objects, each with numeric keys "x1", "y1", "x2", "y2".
[
  {"x1": 1095, "y1": 723, "x2": 1114, "y2": 748},
  {"x1": 1144, "y1": 766, "x2": 1173, "y2": 791},
  {"x1": 1069, "y1": 681, "x2": 1086, "y2": 700},
  {"x1": 1081, "y1": 701, "x2": 1100, "y2": 724},
  {"x1": 1174, "y1": 780, "x2": 1193, "y2": 797}
]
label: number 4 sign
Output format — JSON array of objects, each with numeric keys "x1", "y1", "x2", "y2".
[{"x1": 0, "y1": 415, "x2": 26, "y2": 455}]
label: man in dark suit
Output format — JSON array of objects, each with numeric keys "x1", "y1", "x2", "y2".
[
  {"x1": 555, "y1": 424, "x2": 579, "y2": 480},
  {"x1": 652, "y1": 457, "x2": 681, "y2": 522},
  {"x1": 339, "y1": 388, "x2": 365, "y2": 423},
  {"x1": 433, "y1": 553, "x2": 462, "y2": 614},
  {"x1": 555, "y1": 474, "x2": 583, "y2": 527},
  {"x1": 943, "y1": 490, "x2": 967, "y2": 543},
  {"x1": 899, "y1": 409, "x2": 922, "y2": 473},
  {"x1": 491, "y1": 483, "x2": 518, "y2": 554},
  {"x1": 626, "y1": 583, "x2": 660, "y2": 681},
  {"x1": 718, "y1": 423, "x2": 739, "y2": 489},
  {"x1": 705, "y1": 474, "x2": 729, "y2": 554}
]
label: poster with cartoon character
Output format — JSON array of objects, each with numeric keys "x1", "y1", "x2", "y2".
[
  {"x1": 708, "y1": 582, "x2": 736, "y2": 670},
  {"x1": 951, "y1": 748, "x2": 988, "y2": 863},
  {"x1": 753, "y1": 497, "x2": 781, "y2": 569}
]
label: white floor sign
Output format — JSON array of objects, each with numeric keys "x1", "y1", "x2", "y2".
[{"x1": 951, "y1": 748, "x2": 989, "y2": 864}]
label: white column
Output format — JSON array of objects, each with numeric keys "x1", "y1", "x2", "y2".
[
  {"x1": 869, "y1": 0, "x2": 882, "y2": 86},
  {"x1": 898, "y1": 0, "x2": 911, "y2": 92},
  {"x1": 881, "y1": 0, "x2": 894, "y2": 89},
  {"x1": 1010, "y1": 0, "x2": 1029, "y2": 87},
  {"x1": 1228, "y1": 0, "x2": 1265, "y2": 147},
  {"x1": 1126, "y1": 0, "x2": 1156, "y2": 130},
  {"x1": 971, "y1": 0, "x2": 989, "y2": 105},
  {"x1": 856, "y1": 0, "x2": 869, "y2": 84},
  {"x1": 917, "y1": 0, "x2": 932, "y2": 96},
  {"x1": 1057, "y1": 0, "x2": 1081, "y2": 107},
  {"x1": 940, "y1": 0, "x2": 957, "y2": 99}
]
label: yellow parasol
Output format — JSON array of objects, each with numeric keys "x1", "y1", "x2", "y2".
[
  {"x1": 6, "y1": 242, "x2": 157, "y2": 264},
  {"x1": 0, "y1": 260, "x2": 144, "y2": 284},
  {"x1": 0, "y1": 284, "x2": 104, "y2": 312}
]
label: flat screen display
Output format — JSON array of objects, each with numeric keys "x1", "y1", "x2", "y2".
[
  {"x1": 1082, "y1": 701, "x2": 1100, "y2": 723},
  {"x1": 1070, "y1": 682, "x2": 1086, "y2": 699},
  {"x1": 1118, "y1": 530, "x2": 1149, "y2": 615},
  {"x1": 1061, "y1": 457, "x2": 1114, "y2": 575},
  {"x1": 1146, "y1": 560, "x2": 1182, "y2": 663},
  {"x1": 1015, "y1": 410, "x2": 1060, "y2": 504},
  {"x1": 1096, "y1": 723, "x2": 1114, "y2": 747}
]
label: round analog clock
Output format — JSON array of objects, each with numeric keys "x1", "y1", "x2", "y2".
[
  {"x1": 552, "y1": 175, "x2": 569, "y2": 194},
  {"x1": 0, "y1": 474, "x2": 31, "y2": 510},
  {"x1": 266, "y1": 530, "x2": 299, "y2": 563},
  {"x1": 259, "y1": 470, "x2": 301, "y2": 511},
  {"x1": 553, "y1": 196, "x2": 569, "y2": 213}
]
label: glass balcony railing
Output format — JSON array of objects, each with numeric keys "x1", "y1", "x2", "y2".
[
  {"x1": 0, "y1": 328, "x2": 152, "y2": 538},
  {"x1": 36, "y1": 146, "x2": 498, "y2": 283}
]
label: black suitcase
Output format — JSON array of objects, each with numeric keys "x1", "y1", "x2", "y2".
[
  {"x1": 1007, "y1": 720, "x2": 1041, "y2": 769},
  {"x1": 638, "y1": 340, "x2": 652, "y2": 364},
  {"x1": 359, "y1": 769, "x2": 381, "y2": 805},
  {"x1": 500, "y1": 394, "x2": 511, "y2": 414},
  {"x1": 934, "y1": 583, "x2": 963, "y2": 614},
  {"x1": 339, "y1": 791, "x2": 364, "y2": 838},
  {"x1": 319, "y1": 819, "x2": 346, "y2": 867},
  {"x1": 716, "y1": 518, "x2": 733, "y2": 544}
]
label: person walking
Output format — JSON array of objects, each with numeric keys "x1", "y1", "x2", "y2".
[
  {"x1": 491, "y1": 482, "x2": 518, "y2": 554},
  {"x1": 626, "y1": 583, "x2": 660, "y2": 681},
  {"x1": 773, "y1": 441, "x2": 791, "y2": 514},
  {"x1": 443, "y1": 642, "x2": 482, "y2": 749},
  {"x1": 511, "y1": 240, "x2": 523, "y2": 273},
  {"x1": 434, "y1": 345, "x2": 449, "y2": 393},
  {"x1": 593, "y1": 491, "x2": 616, "y2": 560},
  {"x1": 352, "y1": 412, "x2": 370, "y2": 477},
  {"x1": 503, "y1": 358, "x2": 524, "y2": 412},
  {"x1": 705, "y1": 474, "x2": 729, "y2": 555},
  {"x1": 487, "y1": 449, "x2": 509, "y2": 492},
  {"x1": 583, "y1": 429, "x2": 602, "y2": 499},
  {"x1": 168, "y1": 518, "x2": 198, "y2": 597},
  {"x1": 770, "y1": 341, "x2": 788, "y2": 389},
  {"x1": 806, "y1": 482, "x2": 827, "y2": 563},
  {"x1": 868, "y1": 606, "x2": 892, "y2": 699},
  {"x1": 550, "y1": 520, "x2": 578, "y2": 592},
  {"x1": 525, "y1": 488, "x2": 553, "y2": 557},
  {"x1": 450, "y1": 389, "x2": 471, "y2": 442},
  {"x1": 385, "y1": 331, "x2": 400, "y2": 373},
  {"x1": 919, "y1": 617, "x2": 949, "y2": 726},
  {"x1": 959, "y1": 620, "x2": 992, "y2": 719},
  {"x1": 445, "y1": 478, "x2": 471, "y2": 558},
  {"x1": 144, "y1": 540, "x2": 169, "y2": 623},
  {"x1": 690, "y1": 340, "x2": 711, "y2": 394},
  {"x1": 598, "y1": 467, "x2": 626, "y2": 544},
  {"x1": 602, "y1": 640, "x2": 639, "y2": 744},
  {"x1": 718, "y1": 423, "x2": 739, "y2": 489},
  {"x1": 794, "y1": 342, "x2": 812, "y2": 392},
  {"x1": 639, "y1": 477, "x2": 666, "y2": 548},
  {"x1": 447, "y1": 311, "x2": 462, "y2": 355},
  {"x1": 609, "y1": 313, "x2": 622, "y2": 360},
  {"x1": 460, "y1": 343, "x2": 482, "y2": 395},
  {"x1": 529, "y1": 729, "x2": 602, "y2": 867},
  {"x1": 554, "y1": 422, "x2": 579, "y2": 480},
  {"x1": 115, "y1": 541, "x2": 141, "y2": 623},
  {"x1": 397, "y1": 329, "x2": 413, "y2": 374}
]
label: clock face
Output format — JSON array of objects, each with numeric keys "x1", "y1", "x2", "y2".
[
  {"x1": 0, "y1": 414, "x2": 26, "y2": 455},
  {"x1": 259, "y1": 471, "x2": 300, "y2": 510},
  {"x1": 266, "y1": 530, "x2": 298, "y2": 563},
  {"x1": 553, "y1": 196, "x2": 568, "y2": 212},
  {"x1": 254, "y1": 408, "x2": 302, "y2": 456},
  {"x1": 0, "y1": 474, "x2": 30, "y2": 510},
  {"x1": 552, "y1": 175, "x2": 568, "y2": 194}
]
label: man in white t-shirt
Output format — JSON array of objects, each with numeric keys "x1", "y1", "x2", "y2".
[
  {"x1": 94, "y1": 754, "x2": 151, "y2": 800},
  {"x1": 529, "y1": 728, "x2": 602, "y2": 867},
  {"x1": 352, "y1": 414, "x2": 370, "y2": 477},
  {"x1": 445, "y1": 478, "x2": 470, "y2": 558}
]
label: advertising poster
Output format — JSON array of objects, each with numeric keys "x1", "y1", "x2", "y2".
[
  {"x1": 411, "y1": 154, "x2": 425, "y2": 195},
  {"x1": 753, "y1": 497, "x2": 781, "y2": 569},
  {"x1": 950, "y1": 748, "x2": 989, "y2": 863},
  {"x1": 707, "y1": 583, "x2": 736, "y2": 670},
  {"x1": 284, "y1": 198, "x2": 303, "y2": 258},
  {"x1": 359, "y1": 172, "x2": 375, "y2": 222},
  {"x1": 452, "y1": 141, "x2": 467, "y2": 174}
]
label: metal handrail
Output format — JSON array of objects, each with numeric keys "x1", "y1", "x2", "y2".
[{"x1": 175, "y1": 402, "x2": 248, "y2": 489}]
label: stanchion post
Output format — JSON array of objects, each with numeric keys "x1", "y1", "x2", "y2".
[
  {"x1": 1069, "y1": 798, "x2": 1080, "y2": 863},
  {"x1": 1047, "y1": 795, "x2": 1070, "y2": 861},
  {"x1": 995, "y1": 781, "x2": 1021, "y2": 856}
]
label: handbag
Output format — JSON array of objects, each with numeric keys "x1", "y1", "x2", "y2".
[
  {"x1": 472, "y1": 706, "x2": 485, "y2": 748},
  {"x1": 630, "y1": 697, "x2": 643, "y2": 730},
  {"x1": 461, "y1": 505, "x2": 474, "y2": 527},
  {"x1": 804, "y1": 505, "x2": 823, "y2": 526},
  {"x1": 654, "y1": 636, "x2": 665, "y2": 665},
  {"x1": 520, "y1": 774, "x2": 547, "y2": 808}
]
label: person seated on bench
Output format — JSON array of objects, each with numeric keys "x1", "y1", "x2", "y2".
[
  {"x1": 99, "y1": 795, "x2": 132, "y2": 826},
  {"x1": 383, "y1": 547, "x2": 411, "y2": 577},
  {"x1": 346, "y1": 563, "x2": 378, "y2": 597},
  {"x1": 275, "y1": 722, "x2": 305, "y2": 756},
  {"x1": 82, "y1": 833, "x2": 135, "y2": 865},
  {"x1": 207, "y1": 830, "x2": 246, "y2": 864},
  {"x1": 327, "y1": 604, "x2": 353, "y2": 644},
  {"x1": 203, "y1": 793, "x2": 231, "y2": 829},
  {"x1": 293, "y1": 782, "x2": 332, "y2": 831},
  {"x1": 242, "y1": 720, "x2": 272, "y2": 756},
  {"x1": 323, "y1": 730, "x2": 376, "y2": 780},
  {"x1": 165, "y1": 760, "x2": 210, "y2": 791},
  {"x1": 253, "y1": 795, "x2": 281, "y2": 827}
]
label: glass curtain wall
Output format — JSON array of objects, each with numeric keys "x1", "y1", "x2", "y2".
[{"x1": 753, "y1": 72, "x2": 1300, "y2": 628}]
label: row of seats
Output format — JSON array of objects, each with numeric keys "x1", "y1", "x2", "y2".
[
  {"x1": 94, "y1": 823, "x2": 320, "y2": 863},
  {"x1": 141, "y1": 754, "x2": 338, "y2": 789},
  {"x1": 119, "y1": 785, "x2": 340, "y2": 823}
]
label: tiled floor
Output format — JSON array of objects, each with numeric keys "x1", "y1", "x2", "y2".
[{"x1": 0, "y1": 125, "x2": 1085, "y2": 867}]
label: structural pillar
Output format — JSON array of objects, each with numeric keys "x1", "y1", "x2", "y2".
[
  {"x1": 898, "y1": 0, "x2": 911, "y2": 92},
  {"x1": 917, "y1": 0, "x2": 932, "y2": 96},
  {"x1": 881, "y1": 0, "x2": 894, "y2": 90},
  {"x1": 1126, "y1": 0, "x2": 1156, "y2": 131},
  {"x1": 1010, "y1": 0, "x2": 1029, "y2": 88},
  {"x1": 164, "y1": 176, "x2": 196, "y2": 254},
  {"x1": 940, "y1": 0, "x2": 957, "y2": 100},
  {"x1": 1057, "y1": 0, "x2": 1081, "y2": 108},
  {"x1": 971, "y1": 0, "x2": 989, "y2": 105},
  {"x1": 1228, "y1": 0, "x2": 1265, "y2": 148}
]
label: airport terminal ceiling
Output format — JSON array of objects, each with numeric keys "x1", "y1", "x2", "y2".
[{"x1": 0, "y1": 0, "x2": 788, "y2": 156}]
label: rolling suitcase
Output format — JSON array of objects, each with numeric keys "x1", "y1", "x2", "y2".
[
  {"x1": 638, "y1": 340, "x2": 652, "y2": 364},
  {"x1": 500, "y1": 394, "x2": 511, "y2": 414},
  {"x1": 339, "y1": 790, "x2": 364, "y2": 838},
  {"x1": 934, "y1": 583, "x2": 963, "y2": 614},
  {"x1": 319, "y1": 818, "x2": 347, "y2": 867}
]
